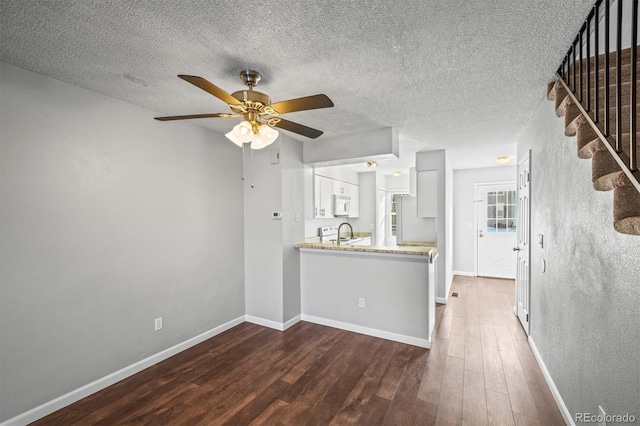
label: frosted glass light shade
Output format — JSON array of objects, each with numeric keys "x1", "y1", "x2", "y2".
[
  {"x1": 250, "y1": 134, "x2": 268, "y2": 149},
  {"x1": 258, "y1": 124, "x2": 279, "y2": 146},
  {"x1": 225, "y1": 121, "x2": 253, "y2": 146},
  {"x1": 237, "y1": 121, "x2": 252, "y2": 138},
  {"x1": 225, "y1": 130, "x2": 244, "y2": 147}
]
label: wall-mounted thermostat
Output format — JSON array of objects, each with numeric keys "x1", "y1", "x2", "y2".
[{"x1": 272, "y1": 211, "x2": 282, "y2": 220}]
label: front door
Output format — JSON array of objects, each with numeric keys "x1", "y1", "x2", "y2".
[
  {"x1": 515, "y1": 153, "x2": 531, "y2": 333},
  {"x1": 476, "y1": 182, "x2": 517, "y2": 278}
]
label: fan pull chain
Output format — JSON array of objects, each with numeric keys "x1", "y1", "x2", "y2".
[
  {"x1": 250, "y1": 148, "x2": 255, "y2": 188},
  {"x1": 240, "y1": 144, "x2": 255, "y2": 188},
  {"x1": 241, "y1": 143, "x2": 246, "y2": 182}
]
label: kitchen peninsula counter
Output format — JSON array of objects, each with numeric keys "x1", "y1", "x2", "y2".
[
  {"x1": 295, "y1": 241, "x2": 437, "y2": 348},
  {"x1": 294, "y1": 241, "x2": 436, "y2": 260}
]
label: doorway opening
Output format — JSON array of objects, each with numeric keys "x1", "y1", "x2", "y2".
[{"x1": 387, "y1": 191, "x2": 409, "y2": 246}]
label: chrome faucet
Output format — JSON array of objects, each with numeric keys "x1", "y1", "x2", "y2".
[{"x1": 337, "y1": 222, "x2": 354, "y2": 246}]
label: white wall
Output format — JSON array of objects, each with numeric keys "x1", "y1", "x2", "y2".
[
  {"x1": 243, "y1": 146, "x2": 284, "y2": 324},
  {"x1": 415, "y1": 150, "x2": 448, "y2": 300},
  {"x1": 244, "y1": 136, "x2": 305, "y2": 327},
  {"x1": 385, "y1": 174, "x2": 410, "y2": 192},
  {"x1": 517, "y1": 91, "x2": 639, "y2": 420},
  {"x1": 452, "y1": 166, "x2": 517, "y2": 274},
  {"x1": 280, "y1": 138, "x2": 304, "y2": 323},
  {"x1": 445, "y1": 156, "x2": 454, "y2": 295},
  {"x1": 0, "y1": 62, "x2": 245, "y2": 422}
]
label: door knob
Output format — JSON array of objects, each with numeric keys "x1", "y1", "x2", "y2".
[
  {"x1": 478, "y1": 231, "x2": 484, "y2": 238},
  {"x1": 513, "y1": 247, "x2": 521, "y2": 251}
]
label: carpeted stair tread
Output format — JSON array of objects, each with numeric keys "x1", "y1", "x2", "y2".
[
  {"x1": 613, "y1": 173, "x2": 640, "y2": 235},
  {"x1": 591, "y1": 139, "x2": 623, "y2": 191},
  {"x1": 576, "y1": 116, "x2": 599, "y2": 158}
]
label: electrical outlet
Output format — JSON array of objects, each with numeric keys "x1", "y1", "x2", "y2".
[
  {"x1": 359, "y1": 298, "x2": 365, "y2": 308},
  {"x1": 154, "y1": 317, "x2": 163, "y2": 331}
]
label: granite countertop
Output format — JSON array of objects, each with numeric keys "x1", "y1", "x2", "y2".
[
  {"x1": 396, "y1": 241, "x2": 437, "y2": 247},
  {"x1": 294, "y1": 241, "x2": 435, "y2": 258}
]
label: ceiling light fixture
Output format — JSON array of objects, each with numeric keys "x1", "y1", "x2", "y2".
[
  {"x1": 225, "y1": 119, "x2": 279, "y2": 149},
  {"x1": 393, "y1": 171, "x2": 402, "y2": 177},
  {"x1": 496, "y1": 156, "x2": 511, "y2": 164},
  {"x1": 365, "y1": 161, "x2": 378, "y2": 168}
]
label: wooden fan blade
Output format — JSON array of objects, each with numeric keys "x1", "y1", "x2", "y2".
[
  {"x1": 271, "y1": 118, "x2": 323, "y2": 139},
  {"x1": 154, "y1": 113, "x2": 238, "y2": 121},
  {"x1": 269, "y1": 94, "x2": 334, "y2": 115},
  {"x1": 178, "y1": 75, "x2": 240, "y2": 105}
]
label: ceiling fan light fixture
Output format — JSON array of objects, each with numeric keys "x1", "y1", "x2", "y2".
[
  {"x1": 225, "y1": 129, "x2": 245, "y2": 147},
  {"x1": 237, "y1": 120, "x2": 253, "y2": 137},
  {"x1": 250, "y1": 133, "x2": 268, "y2": 149},
  {"x1": 226, "y1": 121, "x2": 254, "y2": 146},
  {"x1": 258, "y1": 123, "x2": 279, "y2": 144}
]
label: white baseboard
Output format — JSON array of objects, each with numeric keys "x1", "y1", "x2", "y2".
[
  {"x1": 453, "y1": 270, "x2": 476, "y2": 276},
  {"x1": 436, "y1": 297, "x2": 448, "y2": 304},
  {"x1": 301, "y1": 314, "x2": 430, "y2": 349},
  {"x1": 0, "y1": 315, "x2": 246, "y2": 426},
  {"x1": 283, "y1": 315, "x2": 301, "y2": 331},
  {"x1": 244, "y1": 315, "x2": 297, "y2": 331},
  {"x1": 244, "y1": 315, "x2": 284, "y2": 331},
  {"x1": 528, "y1": 336, "x2": 574, "y2": 426}
]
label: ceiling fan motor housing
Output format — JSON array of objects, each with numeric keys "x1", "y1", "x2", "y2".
[{"x1": 239, "y1": 69, "x2": 261, "y2": 88}]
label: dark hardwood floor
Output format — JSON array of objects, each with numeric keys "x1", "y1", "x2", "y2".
[{"x1": 32, "y1": 276, "x2": 565, "y2": 425}]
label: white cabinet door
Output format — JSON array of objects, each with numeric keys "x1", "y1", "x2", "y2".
[
  {"x1": 417, "y1": 170, "x2": 437, "y2": 217},
  {"x1": 314, "y1": 177, "x2": 321, "y2": 218},
  {"x1": 314, "y1": 175, "x2": 334, "y2": 218},
  {"x1": 348, "y1": 183, "x2": 359, "y2": 218},
  {"x1": 333, "y1": 180, "x2": 347, "y2": 196},
  {"x1": 320, "y1": 176, "x2": 333, "y2": 218}
]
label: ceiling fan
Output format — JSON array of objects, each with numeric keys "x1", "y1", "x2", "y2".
[{"x1": 154, "y1": 70, "x2": 334, "y2": 149}]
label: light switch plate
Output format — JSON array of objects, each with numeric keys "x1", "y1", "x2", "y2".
[
  {"x1": 272, "y1": 211, "x2": 282, "y2": 220},
  {"x1": 270, "y1": 148, "x2": 280, "y2": 164}
]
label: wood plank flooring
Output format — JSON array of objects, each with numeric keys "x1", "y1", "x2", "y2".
[{"x1": 32, "y1": 276, "x2": 565, "y2": 425}]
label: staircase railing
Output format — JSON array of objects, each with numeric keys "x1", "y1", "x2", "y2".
[{"x1": 556, "y1": 0, "x2": 640, "y2": 193}]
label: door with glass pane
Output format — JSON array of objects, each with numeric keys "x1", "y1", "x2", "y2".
[{"x1": 476, "y1": 183, "x2": 517, "y2": 278}]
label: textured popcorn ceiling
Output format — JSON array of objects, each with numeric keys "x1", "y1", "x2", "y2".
[{"x1": 0, "y1": 0, "x2": 594, "y2": 170}]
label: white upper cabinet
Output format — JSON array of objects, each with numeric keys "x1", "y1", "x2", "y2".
[
  {"x1": 417, "y1": 170, "x2": 437, "y2": 217},
  {"x1": 314, "y1": 175, "x2": 333, "y2": 218},
  {"x1": 348, "y1": 183, "x2": 359, "y2": 218},
  {"x1": 314, "y1": 173, "x2": 359, "y2": 218},
  {"x1": 334, "y1": 180, "x2": 360, "y2": 218}
]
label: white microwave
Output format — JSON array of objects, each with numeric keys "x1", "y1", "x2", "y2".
[{"x1": 333, "y1": 194, "x2": 351, "y2": 216}]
